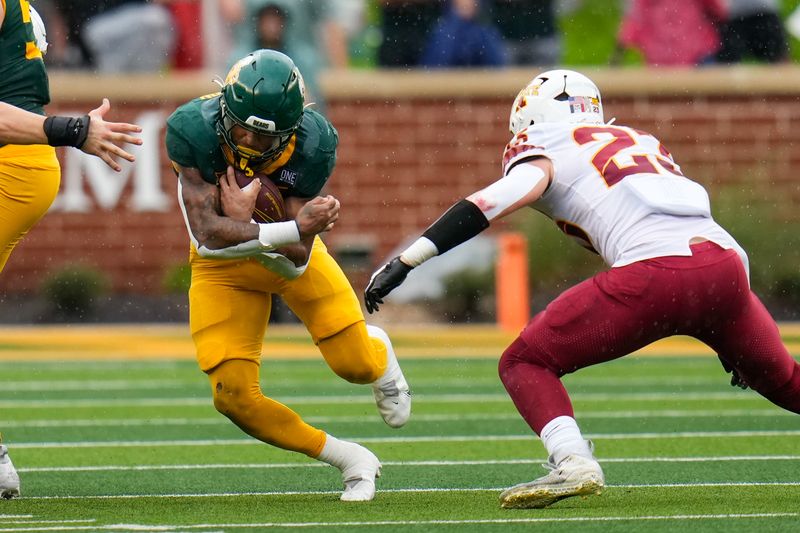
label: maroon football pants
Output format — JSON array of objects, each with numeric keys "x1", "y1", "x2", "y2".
[{"x1": 499, "y1": 241, "x2": 800, "y2": 434}]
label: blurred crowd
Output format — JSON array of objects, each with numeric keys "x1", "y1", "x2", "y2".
[{"x1": 35, "y1": 0, "x2": 800, "y2": 97}]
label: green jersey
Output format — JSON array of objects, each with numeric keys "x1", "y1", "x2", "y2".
[
  {"x1": 165, "y1": 94, "x2": 337, "y2": 198},
  {"x1": 0, "y1": 0, "x2": 50, "y2": 114}
]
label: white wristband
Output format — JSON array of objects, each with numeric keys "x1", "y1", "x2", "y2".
[
  {"x1": 258, "y1": 221, "x2": 301, "y2": 249},
  {"x1": 399, "y1": 237, "x2": 439, "y2": 267}
]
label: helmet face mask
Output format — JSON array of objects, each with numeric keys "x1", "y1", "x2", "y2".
[
  {"x1": 217, "y1": 50, "x2": 306, "y2": 170},
  {"x1": 509, "y1": 69, "x2": 604, "y2": 136}
]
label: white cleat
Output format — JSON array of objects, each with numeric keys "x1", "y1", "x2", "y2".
[
  {"x1": 499, "y1": 454, "x2": 604, "y2": 509},
  {"x1": 368, "y1": 325, "x2": 411, "y2": 428},
  {"x1": 338, "y1": 442, "x2": 382, "y2": 502},
  {"x1": 0, "y1": 445, "x2": 20, "y2": 500}
]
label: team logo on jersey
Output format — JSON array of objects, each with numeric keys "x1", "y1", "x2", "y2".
[
  {"x1": 568, "y1": 96, "x2": 600, "y2": 115},
  {"x1": 279, "y1": 168, "x2": 297, "y2": 186}
]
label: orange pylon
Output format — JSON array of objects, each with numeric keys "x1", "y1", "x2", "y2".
[{"x1": 496, "y1": 232, "x2": 530, "y2": 333}]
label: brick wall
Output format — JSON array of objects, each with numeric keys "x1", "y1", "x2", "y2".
[{"x1": 2, "y1": 67, "x2": 799, "y2": 294}]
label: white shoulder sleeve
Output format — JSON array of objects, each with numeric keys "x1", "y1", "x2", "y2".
[{"x1": 467, "y1": 163, "x2": 547, "y2": 221}]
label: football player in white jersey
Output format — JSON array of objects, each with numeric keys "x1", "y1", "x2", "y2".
[{"x1": 364, "y1": 70, "x2": 800, "y2": 509}]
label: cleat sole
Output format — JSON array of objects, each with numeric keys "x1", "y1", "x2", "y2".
[
  {"x1": 0, "y1": 488, "x2": 20, "y2": 500},
  {"x1": 500, "y1": 477, "x2": 604, "y2": 509}
]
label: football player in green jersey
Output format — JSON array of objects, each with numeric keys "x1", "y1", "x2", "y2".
[
  {"x1": 0, "y1": 1, "x2": 143, "y2": 273},
  {"x1": 0, "y1": 1, "x2": 142, "y2": 500},
  {"x1": 165, "y1": 49, "x2": 411, "y2": 502},
  {"x1": 0, "y1": 99, "x2": 141, "y2": 171}
]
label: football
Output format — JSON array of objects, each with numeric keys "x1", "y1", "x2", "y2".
[{"x1": 233, "y1": 169, "x2": 286, "y2": 223}]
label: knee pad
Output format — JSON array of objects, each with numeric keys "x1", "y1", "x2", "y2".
[
  {"x1": 318, "y1": 322, "x2": 384, "y2": 384},
  {"x1": 209, "y1": 361, "x2": 261, "y2": 420},
  {"x1": 499, "y1": 336, "x2": 528, "y2": 385},
  {"x1": 499, "y1": 335, "x2": 559, "y2": 385},
  {"x1": 212, "y1": 378, "x2": 254, "y2": 419}
]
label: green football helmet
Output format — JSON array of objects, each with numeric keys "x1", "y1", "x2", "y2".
[{"x1": 217, "y1": 49, "x2": 306, "y2": 170}]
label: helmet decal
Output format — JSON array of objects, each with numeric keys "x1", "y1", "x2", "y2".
[
  {"x1": 568, "y1": 96, "x2": 601, "y2": 115},
  {"x1": 244, "y1": 116, "x2": 278, "y2": 132},
  {"x1": 224, "y1": 56, "x2": 249, "y2": 85}
]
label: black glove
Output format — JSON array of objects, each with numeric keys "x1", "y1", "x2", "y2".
[{"x1": 364, "y1": 257, "x2": 412, "y2": 314}]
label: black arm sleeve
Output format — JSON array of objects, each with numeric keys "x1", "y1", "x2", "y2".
[{"x1": 421, "y1": 199, "x2": 490, "y2": 254}]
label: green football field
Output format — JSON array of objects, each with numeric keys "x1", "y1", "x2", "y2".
[{"x1": 1, "y1": 339, "x2": 799, "y2": 532}]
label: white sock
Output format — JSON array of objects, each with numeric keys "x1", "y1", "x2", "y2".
[
  {"x1": 540, "y1": 416, "x2": 593, "y2": 465},
  {"x1": 316, "y1": 434, "x2": 351, "y2": 469}
]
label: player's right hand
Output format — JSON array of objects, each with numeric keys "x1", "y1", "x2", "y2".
[
  {"x1": 295, "y1": 195, "x2": 339, "y2": 238},
  {"x1": 364, "y1": 257, "x2": 413, "y2": 314},
  {"x1": 220, "y1": 166, "x2": 261, "y2": 222},
  {"x1": 82, "y1": 98, "x2": 142, "y2": 172}
]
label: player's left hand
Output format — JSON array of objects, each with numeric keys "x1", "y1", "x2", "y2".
[
  {"x1": 81, "y1": 98, "x2": 143, "y2": 172},
  {"x1": 364, "y1": 257, "x2": 413, "y2": 313}
]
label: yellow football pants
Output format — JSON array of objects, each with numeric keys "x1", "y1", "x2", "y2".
[
  {"x1": 0, "y1": 144, "x2": 60, "y2": 272},
  {"x1": 190, "y1": 237, "x2": 388, "y2": 457}
]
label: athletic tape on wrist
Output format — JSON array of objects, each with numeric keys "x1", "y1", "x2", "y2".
[
  {"x1": 43, "y1": 115, "x2": 91, "y2": 148},
  {"x1": 258, "y1": 221, "x2": 301, "y2": 249},
  {"x1": 399, "y1": 237, "x2": 438, "y2": 267}
]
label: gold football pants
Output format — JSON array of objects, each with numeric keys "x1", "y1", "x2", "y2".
[
  {"x1": 190, "y1": 237, "x2": 388, "y2": 457},
  {"x1": 0, "y1": 144, "x2": 60, "y2": 272}
]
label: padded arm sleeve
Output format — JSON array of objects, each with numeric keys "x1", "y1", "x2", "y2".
[{"x1": 421, "y1": 199, "x2": 490, "y2": 255}]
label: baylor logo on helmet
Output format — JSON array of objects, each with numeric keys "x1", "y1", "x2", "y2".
[{"x1": 224, "y1": 56, "x2": 249, "y2": 85}]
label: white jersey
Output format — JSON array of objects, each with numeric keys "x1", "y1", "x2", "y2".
[{"x1": 502, "y1": 122, "x2": 747, "y2": 270}]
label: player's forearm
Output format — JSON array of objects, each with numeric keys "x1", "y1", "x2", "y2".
[
  {"x1": 274, "y1": 237, "x2": 313, "y2": 267},
  {"x1": 397, "y1": 199, "x2": 490, "y2": 269},
  {"x1": 0, "y1": 103, "x2": 91, "y2": 147},
  {"x1": 194, "y1": 212, "x2": 260, "y2": 249},
  {"x1": 398, "y1": 164, "x2": 546, "y2": 268},
  {"x1": 0, "y1": 103, "x2": 47, "y2": 145},
  {"x1": 197, "y1": 216, "x2": 300, "y2": 251},
  {"x1": 180, "y1": 169, "x2": 300, "y2": 252}
]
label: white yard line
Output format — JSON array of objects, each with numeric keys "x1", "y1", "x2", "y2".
[
  {"x1": 0, "y1": 380, "x2": 188, "y2": 392},
  {"x1": 0, "y1": 408, "x2": 793, "y2": 429},
  {"x1": 7, "y1": 430, "x2": 800, "y2": 449},
  {"x1": 1, "y1": 514, "x2": 799, "y2": 531},
  {"x1": 16, "y1": 455, "x2": 800, "y2": 473},
  {"x1": 14, "y1": 486, "x2": 800, "y2": 502},
  {"x1": 0, "y1": 521, "x2": 94, "y2": 526},
  {"x1": 0, "y1": 391, "x2": 767, "y2": 409},
  {"x1": 0, "y1": 376, "x2": 729, "y2": 389}
]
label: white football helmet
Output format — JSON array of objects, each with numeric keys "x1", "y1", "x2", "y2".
[{"x1": 509, "y1": 69, "x2": 603, "y2": 135}]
